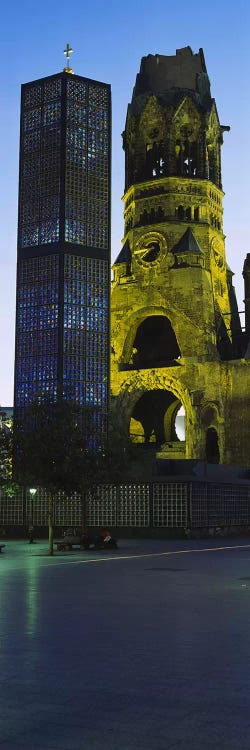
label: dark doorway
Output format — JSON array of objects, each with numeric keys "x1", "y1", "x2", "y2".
[{"x1": 205, "y1": 427, "x2": 220, "y2": 464}]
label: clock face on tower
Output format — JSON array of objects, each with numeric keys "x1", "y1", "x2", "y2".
[
  {"x1": 139, "y1": 241, "x2": 161, "y2": 263},
  {"x1": 134, "y1": 232, "x2": 167, "y2": 266}
]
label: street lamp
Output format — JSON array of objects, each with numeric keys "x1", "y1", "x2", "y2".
[{"x1": 29, "y1": 488, "x2": 37, "y2": 525}]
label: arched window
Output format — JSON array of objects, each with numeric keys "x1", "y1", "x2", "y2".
[
  {"x1": 132, "y1": 316, "x2": 181, "y2": 369},
  {"x1": 205, "y1": 427, "x2": 220, "y2": 464},
  {"x1": 146, "y1": 141, "x2": 166, "y2": 178},
  {"x1": 177, "y1": 205, "x2": 185, "y2": 220},
  {"x1": 207, "y1": 144, "x2": 218, "y2": 184},
  {"x1": 176, "y1": 139, "x2": 197, "y2": 176},
  {"x1": 130, "y1": 390, "x2": 185, "y2": 445}
]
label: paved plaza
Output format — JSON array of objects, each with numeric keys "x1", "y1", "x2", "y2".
[{"x1": 1, "y1": 536, "x2": 250, "y2": 749}]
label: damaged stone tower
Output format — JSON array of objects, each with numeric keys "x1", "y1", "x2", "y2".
[{"x1": 111, "y1": 47, "x2": 250, "y2": 469}]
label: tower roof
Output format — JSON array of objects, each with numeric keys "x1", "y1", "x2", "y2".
[
  {"x1": 171, "y1": 228, "x2": 204, "y2": 256},
  {"x1": 131, "y1": 47, "x2": 211, "y2": 110},
  {"x1": 113, "y1": 240, "x2": 131, "y2": 266}
]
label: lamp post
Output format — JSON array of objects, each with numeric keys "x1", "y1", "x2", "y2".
[{"x1": 29, "y1": 488, "x2": 37, "y2": 525}]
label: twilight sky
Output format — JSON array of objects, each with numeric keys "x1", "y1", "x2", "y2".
[{"x1": 0, "y1": 0, "x2": 249, "y2": 405}]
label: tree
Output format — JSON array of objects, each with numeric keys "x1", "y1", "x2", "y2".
[
  {"x1": 0, "y1": 419, "x2": 12, "y2": 486},
  {"x1": 14, "y1": 397, "x2": 101, "y2": 555},
  {"x1": 14, "y1": 397, "x2": 140, "y2": 554}
]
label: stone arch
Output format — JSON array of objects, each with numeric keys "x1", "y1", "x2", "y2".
[
  {"x1": 201, "y1": 402, "x2": 220, "y2": 429},
  {"x1": 164, "y1": 399, "x2": 184, "y2": 440},
  {"x1": 130, "y1": 389, "x2": 182, "y2": 444},
  {"x1": 118, "y1": 372, "x2": 192, "y2": 455},
  {"x1": 201, "y1": 402, "x2": 221, "y2": 464},
  {"x1": 120, "y1": 307, "x2": 181, "y2": 367},
  {"x1": 132, "y1": 315, "x2": 181, "y2": 369}
]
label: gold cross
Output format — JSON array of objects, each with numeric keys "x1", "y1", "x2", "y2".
[{"x1": 64, "y1": 43, "x2": 73, "y2": 69}]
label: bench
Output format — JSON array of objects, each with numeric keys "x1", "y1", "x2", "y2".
[
  {"x1": 0, "y1": 544, "x2": 6, "y2": 553},
  {"x1": 55, "y1": 539, "x2": 118, "y2": 552},
  {"x1": 55, "y1": 539, "x2": 83, "y2": 552}
]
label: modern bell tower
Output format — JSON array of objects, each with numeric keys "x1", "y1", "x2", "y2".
[{"x1": 14, "y1": 48, "x2": 111, "y2": 447}]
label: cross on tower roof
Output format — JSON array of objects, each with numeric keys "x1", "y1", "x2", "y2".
[{"x1": 63, "y1": 43, "x2": 74, "y2": 73}]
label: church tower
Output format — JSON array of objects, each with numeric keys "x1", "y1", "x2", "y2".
[
  {"x1": 111, "y1": 47, "x2": 249, "y2": 468},
  {"x1": 14, "y1": 49, "x2": 111, "y2": 448}
]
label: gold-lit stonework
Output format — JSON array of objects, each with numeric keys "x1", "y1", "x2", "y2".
[{"x1": 111, "y1": 47, "x2": 250, "y2": 469}]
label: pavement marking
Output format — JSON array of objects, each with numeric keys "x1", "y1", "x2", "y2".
[{"x1": 40, "y1": 543, "x2": 250, "y2": 567}]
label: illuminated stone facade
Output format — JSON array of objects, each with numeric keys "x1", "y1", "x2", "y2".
[{"x1": 111, "y1": 47, "x2": 250, "y2": 468}]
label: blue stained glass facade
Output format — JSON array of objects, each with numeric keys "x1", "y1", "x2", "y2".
[
  {"x1": 19, "y1": 78, "x2": 62, "y2": 248},
  {"x1": 15, "y1": 255, "x2": 59, "y2": 412},
  {"x1": 65, "y1": 79, "x2": 110, "y2": 248},
  {"x1": 14, "y1": 71, "x2": 111, "y2": 446},
  {"x1": 63, "y1": 255, "x2": 108, "y2": 409}
]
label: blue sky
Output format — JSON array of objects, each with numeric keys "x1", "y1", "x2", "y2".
[{"x1": 0, "y1": 0, "x2": 249, "y2": 404}]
